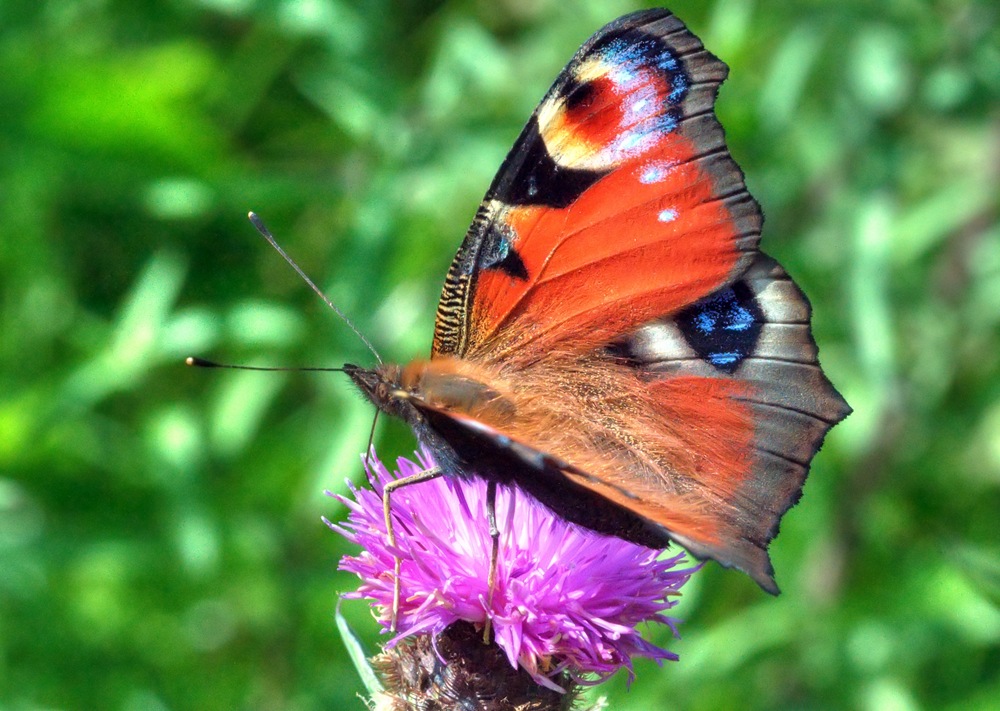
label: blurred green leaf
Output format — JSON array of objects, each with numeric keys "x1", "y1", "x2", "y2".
[{"x1": 336, "y1": 602, "x2": 383, "y2": 697}]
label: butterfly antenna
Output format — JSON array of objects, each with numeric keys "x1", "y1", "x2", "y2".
[
  {"x1": 248, "y1": 211, "x2": 383, "y2": 365},
  {"x1": 186, "y1": 356, "x2": 347, "y2": 372}
]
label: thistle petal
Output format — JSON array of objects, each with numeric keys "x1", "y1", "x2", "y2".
[{"x1": 329, "y1": 449, "x2": 699, "y2": 687}]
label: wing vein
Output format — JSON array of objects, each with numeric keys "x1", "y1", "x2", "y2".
[{"x1": 736, "y1": 398, "x2": 840, "y2": 425}]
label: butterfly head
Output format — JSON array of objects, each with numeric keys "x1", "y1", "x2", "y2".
[{"x1": 343, "y1": 362, "x2": 418, "y2": 420}]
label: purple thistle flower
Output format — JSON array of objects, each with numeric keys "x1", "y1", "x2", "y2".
[{"x1": 327, "y1": 449, "x2": 699, "y2": 692}]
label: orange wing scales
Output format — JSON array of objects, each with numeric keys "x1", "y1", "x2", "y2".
[{"x1": 473, "y1": 142, "x2": 749, "y2": 350}]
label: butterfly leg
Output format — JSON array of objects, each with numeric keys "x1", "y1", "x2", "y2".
[
  {"x1": 363, "y1": 412, "x2": 379, "y2": 466},
  {"x1": 483, "y1": 479, "x2": 499, "y2": 644},
  {"x1": 381, "y1": 465, "x2": 442, "y2": 633}
]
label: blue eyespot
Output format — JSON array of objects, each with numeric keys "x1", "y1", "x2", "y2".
[{"x1": 676, "y1": 284, "x2": 764, "y2": 374}]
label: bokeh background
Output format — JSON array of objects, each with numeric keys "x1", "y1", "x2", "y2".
[{"x1": 3, "y1": 0, "x2": 999, "y2": 708}]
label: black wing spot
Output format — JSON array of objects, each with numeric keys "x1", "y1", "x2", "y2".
[
  {"x1": 676, "y1": 281, "x2": 763, "y2": 373},
  {"x1": 480, "y1": 223, "x2": 529, "y2": 280},
  {"x1": 487, "y1": 117, "x2": 607, "y2": 208},
  {"x1": 563, "y1": 75, "x2": 595, "y2": 111}
]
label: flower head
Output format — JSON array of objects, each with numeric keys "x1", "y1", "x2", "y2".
[{"x1": 327, "y1": 449, "x2": 698, "y2": 689}]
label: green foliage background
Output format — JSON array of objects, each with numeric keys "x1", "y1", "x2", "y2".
[{"x1": 2, "y1": 0, "x2": 999, "y2": 708}]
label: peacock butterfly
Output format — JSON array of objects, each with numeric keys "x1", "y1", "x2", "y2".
[{"x1": 345, "y1": 8, "x2": 850, "y2": 602}]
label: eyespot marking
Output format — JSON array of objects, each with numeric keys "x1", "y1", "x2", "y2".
[{"x1": 676, "y1": 282, "x2": 764, "y2": 374}]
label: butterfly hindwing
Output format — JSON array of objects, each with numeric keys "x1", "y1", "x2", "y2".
[
  {"x1": 616, "y1": 254, "x2": 851, "y2": 588},
  {"x1": 405, "y1": 400, "x2": 686, "y2": 552},
  {"x1": 433, "y1": 9, "x2": 760, "y2": 358}
]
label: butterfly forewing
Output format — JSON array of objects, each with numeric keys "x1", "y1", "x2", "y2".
[{"x1": 433, "y1": 9, "x2": 760, "y2": 358}]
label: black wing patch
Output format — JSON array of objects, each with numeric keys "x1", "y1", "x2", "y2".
[
  {"x1": 479, "y1": 223, "x2": 529, "y2": 280},
  {"x1": 486, "y1": 117, "x2": 608, "y2": 208},
  {"x1": 675, "y1": 282, "x2": 764, "y2": 373}
]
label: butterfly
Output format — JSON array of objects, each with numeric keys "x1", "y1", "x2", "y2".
[{"x1": 345, "y1": 8, "x2": 850, "y2": 607}]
